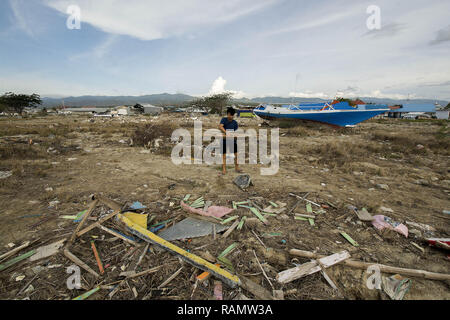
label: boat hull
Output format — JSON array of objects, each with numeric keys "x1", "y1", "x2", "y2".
[{"x1": 254, "y1": 109, "x2": 389, "y2": 127}]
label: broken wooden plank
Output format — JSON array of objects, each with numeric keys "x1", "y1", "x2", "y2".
[
  {"x1": 0, "y1": 250, "x2": 36, "y2": 272},
  {"x1": 218, "y1": 243, "x2": 238, "y2": 259},
  {"x1": 249, "y1": 207, "x2": 268, "y2": 224},
  {"x1": 77, "y1": 209, "x2": 120, "y2": 237},
  {"x1": 222, "y1": 220, "x2": 240, "y2": 238},
  {"x1": 238, "y1": 275, "x2": 274, "y2": 300},
  {"x1": 94, "y1": 194, "x2": 123, "y2": 212},
  {"x1": 158, "y1": 266, "x2": 183, "y2": 289},
  {"x1": 340, "y1": 232, "x2": 359, "y2": 247},
  {"x1": 273, "y1": 290, "x2": 284, "y2": 300},
  {"x1": 117, "y1": 214, "x2": 241, "y2": 288},
  {"x1": 64, "y1": 248, "x2": 99, "y2": 278},
  {"x1": 97, "y1": 225, "x2": 137, "y2": 245},
  {"x1": 237, "y1": 216, "x2": 247, "y2": 230},
  {"x1": 91, "y1": 241, "x2": 104, "y2": 275},
  {"x1": 73, "y1": 286, "x2": 100, "y2": 300},
  {"x1": 29, "y1": 239, "x2": 66, "y2": 262},
  {"x1": 252, "y1": 250, "x2": 273, "y2": 289},
  {"x1": 294, "y1": 214, "x2": 315, "y2": 219},
  {"x1": 0, "y1": 241, "x2": 30, "y2": 262},
  {"x1": 289, "y1": 249, "x2": 450, "y2": 281},
  {"x1": 67, "y1": 199, "x2": 99, "y2": 247},
  {"x1": 119, "y1": 265, "x2": 162, "y2": 278},
  {"x1": 221, "y1": 215, "x2": 239, "y2": 225},
  {"x1": 276, "y1": 251, "x2": 350, "y2": 284}
]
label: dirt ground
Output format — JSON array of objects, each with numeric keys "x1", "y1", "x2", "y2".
[{"x1": 0, "y1": 113, "x2": 449, "y2": 300}]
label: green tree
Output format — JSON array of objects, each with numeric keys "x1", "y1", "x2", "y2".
[
  {"x1": 187, "y1": 93, "x2": 233, "y2": 114},
  {"x1": 0, "y1": 92, "x2": 42, "y2": 114}
]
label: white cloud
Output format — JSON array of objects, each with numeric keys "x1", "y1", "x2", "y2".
[
  {"x1": 43, "y1": 0, "x2": 276, "y2": 41},
  {"x1": 9, "y1": 0, "x2": 36, "y2": 38},
  {"x1": 69, "y1": 34, "x2": 119, "y2": 61},
  {"x1": 289, "y1": 91, "x2": 330, "y2": 99},
  {"x1": 208, "y1": 76, "x2": 245, "y2": 99}
]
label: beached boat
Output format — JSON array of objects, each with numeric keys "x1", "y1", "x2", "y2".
[{"x1": 253, "y1": 102, "x2": 390, "y2": 127}]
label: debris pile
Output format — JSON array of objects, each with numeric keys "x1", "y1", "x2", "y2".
[{"x1": 1, "y1": 190, "x2": 449, "y2": 300}]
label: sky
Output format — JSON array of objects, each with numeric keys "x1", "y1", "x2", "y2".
[{"x1": 0, "y1": 0, "x2": 449, "y2": 101}]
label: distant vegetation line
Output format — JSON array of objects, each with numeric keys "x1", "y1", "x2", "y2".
[{"x1": 40, "y1": 93, "x2": 448, "y2": 108}]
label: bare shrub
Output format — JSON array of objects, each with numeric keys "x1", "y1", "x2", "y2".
[{"x1": 131, "y1": 123, "x2": 175, "y2": 147}]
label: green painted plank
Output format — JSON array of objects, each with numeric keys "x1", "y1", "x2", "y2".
[
  {"x1": 183, "y1": 194, "x2": 191, "y2": 201},
  {"x1": 232, "y1": 202, "x2": 237, "y2": 209},
  {"x1": 237, "y1": 216, "x2": 247, "y2": 230},
  {"x1": 150, "y1": 219, "x2": 173, "y2": 228},
  {"x1": 217, "y1": 256, "x2": 234, "y2": 272},
  {"x1": 249, "y1": 207, "x2": 267, "y2": 223},
  {"x1": 308, "y1": 218, "x2": 315, "y2": 226},
  {"x1": 262, "y1": 232, "x2": 282, "y2": 238},
  {"x1": 0, "y1": 249, "x2": 36, "y2": 272},
  {"x1": 294, "y1": 216, "x2": 308, "y2": 221},
  {"x1": 340, "y1": 232, "x2": 359, "y2": 247},
  {"x1": 73, "y1": 286, "x2": 100, "y2": 300},
  {"x1": 306, "y1": 203, "x2": 313, "y2": 213},
  {"x1": 218, "y1": 243, "x2": 238, "y2": 259},
  {"x1": 269, "y1": 201, "x2": 278, "y2": 208},
  {"x1": 262, "y1": 212, "x2": 277, "y2": 217},
  {"x1": 237, "y1": 205, "x2": 252, "y2": 209},
  {"x1": 220, "y1": 215, "x2": 239, "y2": 225}
]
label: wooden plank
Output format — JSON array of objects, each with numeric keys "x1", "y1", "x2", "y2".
[
  {"x1": 73, "y1": 286, "x2": 100, "y2": 300},
  {"x1": 294, "y1": 214, "x2": 315, "y2": 219},
  {"x1": 340, "y1": 232, "x2": 359, "y2": 247},
  {"x1": 222, "y1": 220, "x2": 240, "y2": 238},
  {"x1": 221, "y1": 215, "x2": 239, "y2": 225},
  {"x1": 64, "y1": 248, "x2": 99, "y2": 278},
  {"x1": 91, "y1": 241, "x2": 104, "y2": 275},
  {"x1": 97, "y1": 225, "x2": 137, "y2": 245},
  {"x1": 67, "y1": 199, "x2": 98, "y2": 247},
  {"x1": 158, "y1": 266, "x2": 183, "y2": 289},
  {"x1": 77, "y1": 209, "x2": 120, "y2": 237},
  {"x1": 117, "y1": 214, "x2": 241, "y2": 288},
  {"x1": 237, "y1": 216, "x2": 247, "y2": 230},
  {"x1": 276, "y1": 251, "x2": 350, "y2": 284},
  {"x1": 289, "y1": 249, "x2": 450, "y2": 281},
  {"x1": 0, "y1": 250, "x2": 36, "y2": 272},
  {"x1": 249, "y1": 207, "x2": 268, "y2": 224},
  {"x1": 0, "y1": 241, "x2": 30, "y2": 262},
  {"x1": 94, "y1": 194, "x2": 123, "y2": 212},
  {"x1": 239, "y1": 275, "x2": 274, "y2": 300}
]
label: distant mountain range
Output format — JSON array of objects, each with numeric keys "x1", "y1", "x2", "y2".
[{"x1": 41, "y1": 93, "x2": 448, "y2": 108}]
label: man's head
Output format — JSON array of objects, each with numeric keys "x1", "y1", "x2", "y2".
[{"x1": 227, "y1": 107, "x2": 236, "y2": 121}]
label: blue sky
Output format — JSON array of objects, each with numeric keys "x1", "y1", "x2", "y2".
[{"x1": 0, "y1": 0, "x2": 449, "y2": 100}]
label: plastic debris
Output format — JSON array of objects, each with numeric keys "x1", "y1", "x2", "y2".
[{"x1": 371, "y1": 215, "x2": 408, "y2": 237}]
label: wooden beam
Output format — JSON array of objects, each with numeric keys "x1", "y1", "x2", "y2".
[
  {"x1": 64, "y1": 248, "x2": 99, "y2": 277},
  {"x1": 289, "y1": 249, "x2": 450, "y2": 281},
  {"x1": 76, "y1": 209, "x2": 120, "y2": 237},
  {"x1": 277, "y1": 251, "x2": 350, "y2": 284},
  {"x1": 66, "y1": 199, "x2": 98, "y2": 248}
]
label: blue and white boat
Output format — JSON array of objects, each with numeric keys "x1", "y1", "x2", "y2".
[{"x1": 253, "y1": 102, "x2": 390, "y2": 127}]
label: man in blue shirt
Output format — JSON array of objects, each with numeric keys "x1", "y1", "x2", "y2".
[{"x1": 219, "y1": 107, "x2": 242, "y2": 175}]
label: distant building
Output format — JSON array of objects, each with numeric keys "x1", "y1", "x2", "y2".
[{"x1": 142, "y1": 104, "x2": 163, "y2": 115}]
